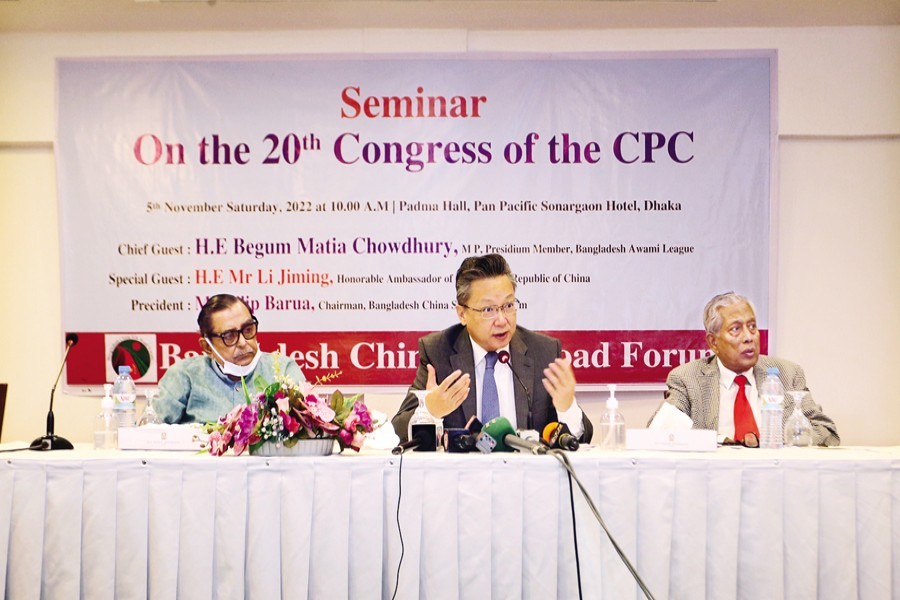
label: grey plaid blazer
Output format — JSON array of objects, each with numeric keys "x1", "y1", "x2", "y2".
[{"x1": 652, "y1": 354, "x2": 840, "y2": 446}]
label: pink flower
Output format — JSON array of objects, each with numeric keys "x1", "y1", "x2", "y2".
[
  {"x1": 231, "y1": 405, "x2": 258, "y2": 456},
  {"x1": 282, "y1": 412, "x2": 300, "y2": 435},
  {"x1": 349, "y1": 430, "x2": 367, "y2": 452},
  {"x1": 338, "y1": 427, "x2": 354, "y2": 447},
  {"x1": 275, "y1": 393, "x2": 290, "y2": 415},
  {"x1": 219, "y1": 404, "x2": 246, "y2": 429},
  {"x1": 343, "y1": 411, "x2": 360, "y2": 431},
  {"x1": 306, "y1": 394, "x2": 336, "y2": 423},
  {"x1": 348, "y1": 402, "x2": 374, "y2": 432},
  {"x1": 208, "y1": 431, "x2": 227, "y2": 456}
]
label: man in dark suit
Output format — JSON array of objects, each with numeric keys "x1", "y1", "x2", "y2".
[
  {"x1": 391, "y1": 254, "x2": 593, "y2": 443},
  {"x1": 652, "y1": 292, "x2": 839, "y2": 446}
]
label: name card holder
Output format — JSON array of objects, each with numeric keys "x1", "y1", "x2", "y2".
[
  {"x1": 117, "y1": 425, "x2": 208, "y2": 451},
  {"x1": 625, "y1": 428, "x2": 717, "y2": 452}
]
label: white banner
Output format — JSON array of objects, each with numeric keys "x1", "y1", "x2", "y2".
[{"x1": 56, "y1": 52, "x2": 775, "y2": 387}]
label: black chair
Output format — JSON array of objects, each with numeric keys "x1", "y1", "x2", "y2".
[{"x1": 0, "y1": 383, "x2": 7, "y2": 440}]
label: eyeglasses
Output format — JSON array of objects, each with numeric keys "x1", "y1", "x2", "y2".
[
  {"x1": 208, "y1": 317, "x2": 258, "y2": 347},
  {"x1": 458, "y1": 300, "x2": 519, "y2": 320}
]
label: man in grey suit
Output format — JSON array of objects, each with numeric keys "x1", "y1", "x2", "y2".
[
  {"x1": 391, "y1": 254, "x2": 593, "y2": 444},
  {"x1": 654, "y1": 292, "x2": 839, "y2": 446}
]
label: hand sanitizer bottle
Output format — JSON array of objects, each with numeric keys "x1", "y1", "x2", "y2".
[
  {"x1": 93, "y1": 384, "x2": 118, "y2": 450},
  {"x1": 598, "y1": 384, "x2": 626, "y2": 450}
]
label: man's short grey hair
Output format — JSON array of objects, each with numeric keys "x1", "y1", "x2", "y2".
[{"x1": 703, "y1": 292, "x2": 756, "y2": 335}]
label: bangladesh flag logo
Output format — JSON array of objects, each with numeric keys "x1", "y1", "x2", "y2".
[{"x1": 111, "y1": 339, "x2": 152, "y2": 379}]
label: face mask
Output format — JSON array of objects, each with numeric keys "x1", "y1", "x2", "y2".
[{"x1": 205, "y1": 338, "x2": 262, "y2": 378}]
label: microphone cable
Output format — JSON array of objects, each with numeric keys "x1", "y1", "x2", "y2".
[
  {"x1": 0, "y1": 441, "x2": 50, "y2": 452},
  {"x1": 566, "y1": 467, "x2": 584, "y2": 600},
  {"x1": 548, "y1": 449, "x2": 657, "y2": 600},
  {"x1": 390, "y1": 449, "x2": 406, "y2": 600}
]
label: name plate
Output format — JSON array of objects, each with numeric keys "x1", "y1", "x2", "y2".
[
  {"x1": 625, "y1": 428, "x2": 717, "y2": 452},
  {"x1": 117, "y1": 425, "x2": 208, "y2": 451}
]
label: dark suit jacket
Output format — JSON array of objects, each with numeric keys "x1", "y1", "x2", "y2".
[
  {"x1": 653, "y1": 354, "x2": 840, "y2": 446},
  {"x1": 391, "y1": 324, "x2": 593, "y2": 443}
]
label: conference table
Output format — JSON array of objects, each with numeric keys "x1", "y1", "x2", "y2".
[{"x1": 1, "y1": 443, "x2": 897, "y2": 600}]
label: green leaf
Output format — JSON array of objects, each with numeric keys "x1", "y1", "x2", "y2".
[
  {"x1": 252, "y1": 373, "x2": 268, "y2": 393},
  {"x1": 241, "y1": 377, "x2": 253, "y2": 405},
  {"x1": 328, "y1": 390, "x2": 343, "y2": 411}
]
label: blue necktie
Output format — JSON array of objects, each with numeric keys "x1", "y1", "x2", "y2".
[{"x1": 482, "y1": 351, "x2": 500, "y2": 423}]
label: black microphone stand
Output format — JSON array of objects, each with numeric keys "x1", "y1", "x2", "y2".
[
  {"x1": 498, "y1": 350, "x2": 534, "y2": 429},
  {"x1": 31, "y1": 335, "x2": 77, "y2": 451}
]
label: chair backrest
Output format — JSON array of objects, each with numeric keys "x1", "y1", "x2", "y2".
[{"x1": 0, "y1": 383, "x2": 7, "y2": 440}]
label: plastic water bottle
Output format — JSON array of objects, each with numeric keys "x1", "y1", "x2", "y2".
[
  {"x1": 112, "y1": 365, "x2": 138, "y2": 429},
  {"x1": 598, "y1": 384, "x2": 626, "y2": 450},
  {"x1": 93, "y1": 384, "x2": 118, "y2": 449},
  {"x1": 759, "y1": 367, "x2": 784, "y2": 449}
]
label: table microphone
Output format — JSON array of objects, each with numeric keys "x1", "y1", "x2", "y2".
[
  {"x1": 477, "y1": 416, "x2": 547, "y2": 455},
  {"x1": 31, "y1": 333, "x2": 79, "y2": 451},
  {"x1": 542, "y1": 421, "x2": 580, "y2": 451},
  {"x1": 392, "y1": 422, "x2": 437, "y2": 455},
  {"x1": 445, "y1": 415, "x2": 483, "y2": 453},
  {"x1": 505, "y1": 431, "x2": 549, "y2": 455}
]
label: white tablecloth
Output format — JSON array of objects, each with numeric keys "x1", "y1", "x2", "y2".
[{"x1": 1, "y1": 444, "x2": 897, "y2": 599}]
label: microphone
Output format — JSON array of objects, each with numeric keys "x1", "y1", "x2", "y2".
[
  {"x1": 505, "y1": 431, "x2": 549, "y2": 455},
  {"x1": 477, "y1": 416, "x2": 547, "y2": 455},
  {"x1": 497, "y1": 350, "x2": 534, "y2": 429},
  {"x1": 445, "y1": 428, "x2": 477, "y2": 453},
  {"x1": 542, "y1": 421, "x2": 580, "y2": 451},
  {"x1": 476, "y1": 416, "x2": 514, "y2": 453},
  {"x1": 465, "y1": 415, "x2": 483, "y2": 434},
  {"x1": 31, "y1": 333, "x2": 79, "y2": 451},
  {"x1": 391, "y1": 422, "x2": 437, "y2": 455},
  {"x1": 445, "y1": 415, "x2": 483, "y2": 453}
]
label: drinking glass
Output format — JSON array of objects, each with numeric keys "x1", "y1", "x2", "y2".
[
  {"x1": 784, "y1": 391, "x2": 812, "y2": 447},
  {"x1": 141, "y1": 389, "x2": 163, "y2": 425}
]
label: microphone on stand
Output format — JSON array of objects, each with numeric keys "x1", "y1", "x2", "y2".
[
  {"x1": 391, "y1": 422, "x2": 437, "y2": 455},
  {"x1": 542, "y1": 421, "x2": 580, "y2": 451},
  {"x1": 505, "y1": 431, "x2": 549, "y2": 455},
  {"x1": 476, "y1": 416, "x2": 547, "y2": 455},
  {"x1": 31, "y1": 333, "x2": 79, "y2": 451},
  {"x1": 497, "y1": 350, "x2": 534, "y2": 430},
  {"x1": 445, "y1": 415, "x2": 483, "y2": 453}
]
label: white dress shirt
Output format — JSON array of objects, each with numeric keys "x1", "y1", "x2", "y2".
[
  {"x1": 716, "y1": 361, "x2": 761, "y2": 442},
  {"x1": 471, "y1": 342, "x2": 517, "y2": 427},
  {"x1": 469, "y1": 339, "x2": 584, "y2": 436}
]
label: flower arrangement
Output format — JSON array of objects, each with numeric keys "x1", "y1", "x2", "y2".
[{"x1": 206, "y1": 362, "x2": 374, "y2": 457}]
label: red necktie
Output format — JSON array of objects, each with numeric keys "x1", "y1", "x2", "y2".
[{"x1": 733, "y1": 374, "x2": 758, "y2": 442}]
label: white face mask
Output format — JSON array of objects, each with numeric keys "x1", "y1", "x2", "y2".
[{"x1": 205, "y1": 338, "x2": 262, "y2": 378}]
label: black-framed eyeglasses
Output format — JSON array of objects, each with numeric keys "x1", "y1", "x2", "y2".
[
  {"x1": 208, "y1": 317, "x2": 258, "y2": 347},
  {"x1": 458, "y1": 299, "x2": 519, "y2": 320}
]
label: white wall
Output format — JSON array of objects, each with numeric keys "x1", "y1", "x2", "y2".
[{"x1": 1, "y1": 26, "x2": 898, "y2": 446}]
